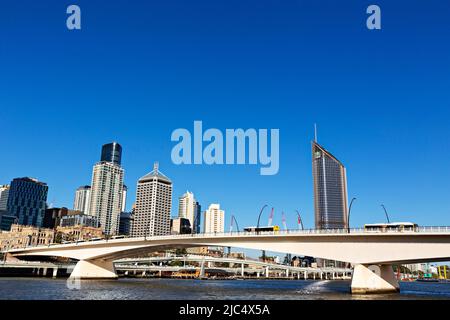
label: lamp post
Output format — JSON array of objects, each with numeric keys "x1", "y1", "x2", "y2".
[
  {"x1": 295, "y1": 210, "x2": 304, "y2": 230},
  {"x1": 231, "y1": 215, "x2": 240, "y2": 233},
  {"x1": 256, "y1": 205, "x2": 268, "y2": 234},
  {"x1": 381, "y1": 204, "x2": 391, "y2": 223},
  {"x1": 347, "y1": 197, "x2": 357, "y2": 233}
]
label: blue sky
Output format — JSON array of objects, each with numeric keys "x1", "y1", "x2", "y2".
[{"x1": 1, "y1": 0, "x2": 450, "y2": 236}]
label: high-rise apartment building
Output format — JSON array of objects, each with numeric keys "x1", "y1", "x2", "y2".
[
  {"x1": 6, "y1": 177, "x2": 48, "y2": 227},
  {"x1": 131, "y1": 163, "x2": 172, "y2": 237},
  {"x1": 203, "y1": 204, "x2": 225, "y2": 234},
  {"x1": 312, "y1": 141, "x2": 348, "y2": 230},
  {"x1": 88, "y1": 142, "x2": 125, "y2": 236},
  {"x1": 178, "y1": 191, "x2": 201, "y2": 233},
  {"x1": 0, "y1": 185, "x2": 10, "y2": 211},
  {"x1": 73, "y1": 185, "x2": 91, "y2": 214}
]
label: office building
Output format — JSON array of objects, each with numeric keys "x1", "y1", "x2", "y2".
[
  {"x1": 119, "y1": 212, "x2": 133, "y2": 236},
  {"x1": 170, "y1": 217, "x2": 191, "y2": 234},
  {"x1": 194, "y1": 201, "x2": 201, "y2": 233},
  {"x1": 0, "y1": 185, "x2": 10, "y2": 211},
  {"x1": 203, "y1": 204, "x2": 225, "y2": 234},
  {"x1": 122, "y1": 184, "x2": 128, "y2": 212},
  {"x1": 312, "y1": 141, "x2": 349, "y2": 230},
  {"x1": 43, "y1": 207, "x2": 82, "y2": 229},
  {"x1": 6, "y1": 177, "x2": 48, "y2": 227},
  {"x1": 131, "y1": 163, "x2": 172, "y2": 237},
  {"x1": 101, "y1": 142, "x2": 122, "y2": 165},
  {"x1": 0, "y1": 210, "x2": 16, "y2": 231},
  {"x1": 178, "y1": 191, "x2": 201, "y2": 233},
  {"x1": 88, "y1": 142, "x2": 125, "y2": 236},
  {"x1": 73, "y1": 185, "x2": 91, "y2": 214},
  {"x1": 60, "y1": 213, "x2": 99, "y2": 228}
]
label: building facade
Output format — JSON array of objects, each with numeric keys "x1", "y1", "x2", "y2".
[
  {"x1": 131, "y1": 163, "x2": 172, "y2": 237},
  {"x1": 60, "y1": 213, "x2": 99, "y2": 228},
  {"x1": 6, "y1": 177, "x2": 48, "y2": 227},
  {"x1": 119, "y1": 212, "x2": 133, "y2": 236},
  {"x1": 122, "y1": 184, "x2": 128, "y2": 213},
  {"x1": 55, "y1": 225, "x2": 103, "y2": 242},
  {"x1": 101, "y1": 141, "x2": 122, "y2": 165},
  {"x1": 203, "y1": 204, "x2": 225, "y2": 234},
  {"x1": 43, "y1": 207, "x2": 83, "y2": 229},
  {"x1": 0, "y1": 224, "x2": 54, "y2": 251},
  {"x1": 0, "y1": 185, "x2": 10, "y2": 211},
  {"x1": 178, "y1": 191, "x2": 201, "y2": 233},
  {"x1": 88, "y1": 142, "x2": 125, "y2": 236},
  {"x1": 73, "y1": 185, "x2": 91, "y2": 214},
  {"x1": 312, "y1": 141, "x2": 349, "y2": 230},
  {"x1": 170, "y1": 217, "x2": 191, "y2": 234},
  {"x1": 0, "y1": 211, "x2": 16, "y2": 231}
]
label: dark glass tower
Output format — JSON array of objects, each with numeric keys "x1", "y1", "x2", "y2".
[
  {"x1": 101, "y1": 142, "x2": 122, "y2": 165},
  {"x1": 7, "y1": 177, "x2": 49, "y2": 227},
  {"x1": 312, "y1": 141, "x2": 348, "y2": 230}
]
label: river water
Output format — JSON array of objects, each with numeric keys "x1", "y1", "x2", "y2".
[{"x1": 0, "y1": 278, "x2": 449, "y2": 300}]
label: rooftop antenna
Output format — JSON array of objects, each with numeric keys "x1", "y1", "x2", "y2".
[
  {"x1": 314, "y1": 123, "x2": 318, "y2": 142},
  {"x1": 153, "y1": 162, "x2": 159, "y2": 173}
]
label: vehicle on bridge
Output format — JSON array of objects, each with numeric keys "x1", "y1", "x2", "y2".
[
  {"x1": 364, "y1": 222, "x2": 419, "y2": 233},
  {"x1": 243, "y1": 226, "x2": 280, "y2": 233}
]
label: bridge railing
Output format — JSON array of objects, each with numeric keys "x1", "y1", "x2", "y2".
[{"x1": 8, "y1": 225, "x2": 450, "y2": 250}]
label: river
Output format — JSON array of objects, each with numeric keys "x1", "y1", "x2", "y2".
[{"x1": 1, "y1": 278, "x2": 450, "y2": 300}]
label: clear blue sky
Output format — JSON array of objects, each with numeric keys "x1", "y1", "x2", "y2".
[{"x1": 1, "y1": 0, "x2": 450, "y2": 234}]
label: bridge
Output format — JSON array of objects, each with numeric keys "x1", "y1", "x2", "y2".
[
  {"x1": 115, "y1": 256, "x2": 352, "y2": 280},
  {"x1": 4, "y1": 226, "x2": 450, "y2": 294}
]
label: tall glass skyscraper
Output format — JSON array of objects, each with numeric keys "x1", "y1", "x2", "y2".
[
  {"x1": 89, "y1": 142, "x2": 125, "y2": 235},
  {"x1": 101, "y1": 142, "x2": 122, "y2": 166},
  {"x1": 312, "y1": 141, "x2": 348, "y2": 230},
  {"x1": 6, "y1": 177, "x2": 48, "y2": 227}
]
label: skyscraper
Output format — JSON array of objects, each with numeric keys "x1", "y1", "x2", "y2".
[
  {"x1": 122, "y1": 184, "x2": 128, "y2": 212},
  {"x1": 178, "y1": 191, "x2": 201, "y2": 233},
  {"x1": 203, "y1": 204, "x2": 225, "y2": 234},
  {"x1": 73, "y1": 185, "x2": 91, "y2": 214},
  {"x1": 101, "y1": 142, "x2": 122, "y2": 165},
  {"x1": 312, "y1": 140, "x2": 349, "y2": 230},
  {"x1": 88, "y1": 142, "x2": 125, "y2": 236},
  {"x1": 7, "y1": 177, "x2": 48, "y2": 227},
  {"x1": 131, "y1": 163, "x2": 172, "y2": 237},
  {"x1": 0, "y1": 185, "x2": 10, "y2": 211},
  {"x1": 194, "y1": 201, "x2": 201, "y2": 233}
]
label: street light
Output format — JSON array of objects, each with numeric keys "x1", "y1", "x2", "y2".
[
  {"x1": 381, "y1": 204, "x2": 391, "y2": 223},
  {"x1": 256, "y1": 205, "x2": 269, "y2": 233},
  {"x1": 295, "y1": 210, "x2": 304, "y2": 230},
  {"x1": 230, "y1": 215, "x2": 240, "y2": 233},
  {"x1": 347, "y1": 197, "x2": 357, "y2": 233}
]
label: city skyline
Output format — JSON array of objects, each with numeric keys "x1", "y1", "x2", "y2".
[{"x1": 1, "y1": 1, "x2": 450, "y2": 232}]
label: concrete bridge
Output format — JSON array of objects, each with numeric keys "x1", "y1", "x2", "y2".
[
  {"x1": 4, "y1": 226, "x2": 450, "y2": 294},
  {"x1": 116, "y1": 255, "x2": 352, "y2": 280}
]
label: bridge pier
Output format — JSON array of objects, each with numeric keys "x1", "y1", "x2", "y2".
[
  {"x1": 69, "y1": 260, "x2": 118, "y2": 280},
  {"x1": 351, "y1": 264, "x2": 399, "y2": 294}
]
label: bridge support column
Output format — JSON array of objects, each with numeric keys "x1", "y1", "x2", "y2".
[
  {"x1": 241, "y1": 264, "x2": 244, "y2": 277},
  {"x1": 52, "y1": 268, "x2": 58, "y2": 278},
  {"x1": 351, "y1": 264, "x2": 399, "y2": 294},
  {"x1": 69, "y1": 260, "x2": 118, "y2": 280}
]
